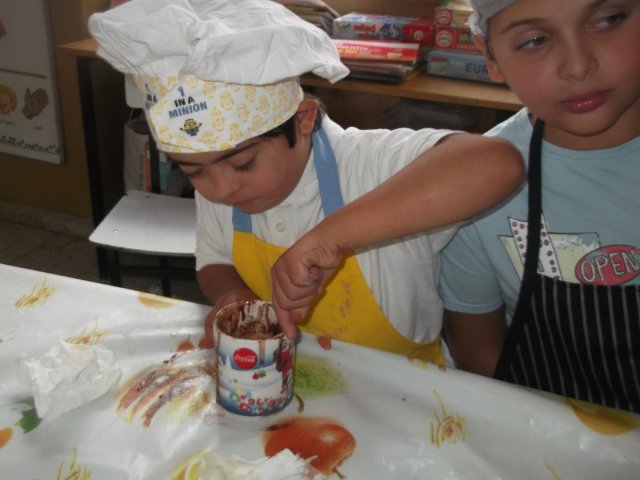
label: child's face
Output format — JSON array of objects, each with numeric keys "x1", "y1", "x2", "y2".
[
  {"x1": 170, "y1": 101, "x2": 318, "y2": 213},
  {"x1": 482, "y1": 0, "x2": 640, "y2": 149}
]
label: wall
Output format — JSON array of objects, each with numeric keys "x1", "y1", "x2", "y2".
[{"x1": 0, "y1": 0, "x2": 111, "y2": 218}]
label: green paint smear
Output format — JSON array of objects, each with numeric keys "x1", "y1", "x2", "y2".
[
  {"x1": 294, "y1": 354, "x2": 348, "y2": 400},
  {"x1": 14, "y1": 397, "x2": 42, "y2": 433}
]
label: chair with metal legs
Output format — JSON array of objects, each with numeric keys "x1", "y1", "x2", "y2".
[
  {"x1": 89, "y1": 76, "x2": 197, "y2": 297},
  {"x1": 89, "y1": 188, "x2": 196, "y2": 296}
]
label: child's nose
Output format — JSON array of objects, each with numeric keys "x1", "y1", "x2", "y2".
[{"x1": 558, "y1": 37, "x2": 598, "y2": 81}]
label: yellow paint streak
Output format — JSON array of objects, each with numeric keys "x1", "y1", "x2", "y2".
[
  {"x1": 15, "y1": 276, "x2": 55, "y2": 308},
  {"x1": 137, "y1": 292, "x2": 182, "y2": 308},
  {"x1": 168, "y1": 449, "x2": 210, "y2": 480},
  {"x1": 429, "y1": 390, "x2": 467, "y2": 448},
  {"x1": 546, "y1": 464, "x2": 563, "y2": 480},
  {"x1": 407, "y1": 357, "x2": 429, "y2": 370},
  {"x1": 66, "y1": 319, "x2": 106, "y2": 345},
  {"x1": 55, "y1": 448, "x2": 92, "y2": 480},
  {"x1": 566, "y1": 398, "x2": 640, "y2": 435}
]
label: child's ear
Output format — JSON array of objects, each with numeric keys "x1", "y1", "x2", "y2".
[
  {"x1": 473, "y1": 34, "x2": 506, "y2": 84},
  {"x1": 294, "y1": 98, "x2": 319, "y2": 135}
]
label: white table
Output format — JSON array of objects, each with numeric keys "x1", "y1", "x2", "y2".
[{"x1": 0, "y1": 264, "x2": 638, "y2": 478}]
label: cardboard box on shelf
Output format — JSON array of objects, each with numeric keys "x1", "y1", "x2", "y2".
[
  {"x1": 426, "y1": 49, "x2": 498, "y2": 84},
  {"x1": 332, "y1": 39, "x2": 423, "y2": 82},
  {"x1": 433, "y1": 25, "x2": 479, "y2": 52},
  {"x1": 402, "y1": 18, "x2": 433, "y2": 48},
  {"x1": 333, "y1": 39, "x2": 420, "y2": 63},
  {"x1": 333, "y1": 12, "x2": 433, "y2": 47},
  {"x1": 434, "y1": 0, "x2": 473, "y2": 28}
]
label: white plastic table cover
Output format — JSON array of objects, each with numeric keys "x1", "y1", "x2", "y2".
[{"x1": 1, "y1": 264, "x2": 639, "y2": 479}]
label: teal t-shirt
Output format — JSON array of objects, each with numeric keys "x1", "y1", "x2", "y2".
[{"x1": 440, "y1": 108, "x2": 640, "y2": 324}]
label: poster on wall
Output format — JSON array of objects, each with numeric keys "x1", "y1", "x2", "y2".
[{"x1": 0, "y1": 0, "x2": 62, "y2": 164}]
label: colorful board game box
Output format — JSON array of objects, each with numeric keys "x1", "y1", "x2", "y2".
[
  {"x1": 333, "y1": 12, "x2": 433, "y2": 47},
  {"x1": 332, "y1": 39, "x2": 420, "y2": 64},
  {"x1": 434, "y1": 0, "x2": 473, "y2": 28},
  {"x1": 402, "y1": 18, "x2": 434, "y2": 48},
  {"x1": 427, "y1": 49, "x2": 498, "y2": 84},
  {"x1": 434, "y1": 25, "x2": 479, "y2": 52}
]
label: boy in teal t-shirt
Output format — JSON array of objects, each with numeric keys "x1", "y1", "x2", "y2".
[{"x1": 439, "y1": 0, "x2": 640, "y2": 413}]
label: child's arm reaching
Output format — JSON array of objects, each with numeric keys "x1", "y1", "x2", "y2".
[{"x1": 271, "y1": 133, "x2": 524, "y2": 339}]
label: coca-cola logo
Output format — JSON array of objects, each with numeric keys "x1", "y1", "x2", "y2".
[{"x1": 233, "y1": 348, "x2": 257, "y2": 369}]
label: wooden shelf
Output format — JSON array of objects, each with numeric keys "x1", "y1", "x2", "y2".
[
  {"x1": 59, "y1": 38, "x2": 99, "y2": 58},
  {"x1": 61, "y1": 38, "x2": 521, "y2": 112},
  {"x1": 301, "y1": 74, "x2": 520, "y2": 111}
]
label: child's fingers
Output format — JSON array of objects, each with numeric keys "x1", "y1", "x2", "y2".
[
  {"x1": 273, "y1": 300, "x2": 300, "y2": 340},
  {"x1": 271, "y1": 280, "x2": 317, "y2": 312},
  {"x1": 271, "y1": 264, "x2": 322, "y2": 310},
  {"x1": 301, "y1": 265, "x2": 322, "y2": 286},
  {"x1": 284, "y1": 260, "x2": 319, "y2": 288},
  {"x1": 272, "y1": 261, "x2": 321, "y2": 301}
]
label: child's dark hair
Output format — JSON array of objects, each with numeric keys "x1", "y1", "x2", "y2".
[{"x1": 259, "y1": 94, "x2": 326, "y2": 148}]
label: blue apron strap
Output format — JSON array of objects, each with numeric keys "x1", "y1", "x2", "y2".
[
  {"x1": 312, "y1": 127, "x2": 344, "y2": 217},
  {"x1": 232, "y1": 126, "x2": 344, "y2": 231},
  {"x1": 232, "y1": 207, "x2": 252, "y2": 233}
]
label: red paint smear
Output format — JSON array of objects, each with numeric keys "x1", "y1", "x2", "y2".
[{"x1": 316, "y1": 336, "x2": 332, "y2": 350}]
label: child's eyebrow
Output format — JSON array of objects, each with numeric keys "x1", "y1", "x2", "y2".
[
  {"x1": 215, "y1": 142, "x2": 260, "y2": 162},
  {"x1": 497, "y1": 17, "x2": 545, "y2": 34},
  {"x1": 498, "y1": 0, "x2": 611, "y2": 34},
  {"x1": 170, "y1": 141, "x2": 260, "y2": 166}
]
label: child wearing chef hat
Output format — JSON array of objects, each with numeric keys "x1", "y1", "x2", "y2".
[{"x1": 89, "y1": 0, "x2": 523, "y2": 364}]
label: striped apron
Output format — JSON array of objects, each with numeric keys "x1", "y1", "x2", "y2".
[{"x1": 494, "y1": 119, "x2": 640, "y2": 413}]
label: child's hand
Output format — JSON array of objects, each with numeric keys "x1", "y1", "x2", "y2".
[
  {"x1": 272, "y1": 266, "x2": 322, "y2": 341},
  {"x1": 271, "y1": 231, "x2": 343, "y2": 340},
  {"x1": 202, "y1": 288, "x2": 259, "y2": 348}
]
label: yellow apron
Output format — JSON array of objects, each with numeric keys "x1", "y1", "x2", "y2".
[{"x1": 231, "y1": 128, "x2": 444, "y2": 364}]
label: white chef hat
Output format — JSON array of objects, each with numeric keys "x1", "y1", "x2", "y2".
[
  {"x1": 88, "y1": 0, "x2": 349, "y2": 153},
  {"x1": 468, "y1": 0, "x2": 516, "y2": 37}
]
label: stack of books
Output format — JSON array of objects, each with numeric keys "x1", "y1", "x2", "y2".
[
  {"x1": 332, "y1": 39, "x2": 423, "y2": 82},
  {"x1": 274, "y1": 0, "x2": 339, "y2": 35},
  {"x1": 330, "y1": 12, "x2": 433, "y2": 83}
]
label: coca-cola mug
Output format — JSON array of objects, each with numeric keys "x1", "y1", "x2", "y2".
[{"x1": 213, "y1": 300, "x2": 295, "y2": 416}]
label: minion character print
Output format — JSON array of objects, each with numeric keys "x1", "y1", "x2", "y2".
[{"x1": 181, "y1": 118, "x2": 202, "y2": 137}]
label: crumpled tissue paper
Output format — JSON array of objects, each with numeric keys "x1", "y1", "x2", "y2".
[
  {"x1": 23, "y1": 341, "x2": 122, "y2": 423},
  {"x1": 194, "y1": 448, "x2": 324, "y2": 480}
]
